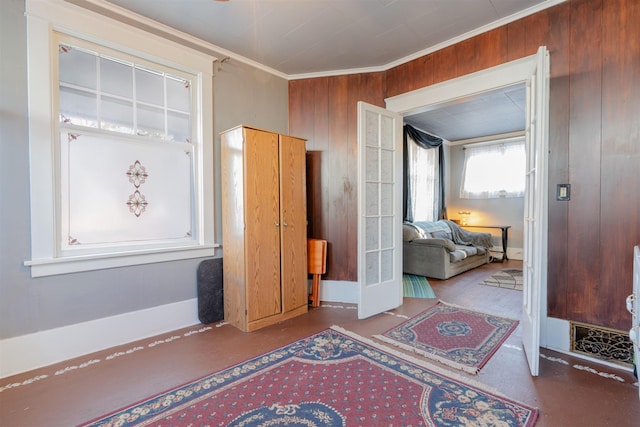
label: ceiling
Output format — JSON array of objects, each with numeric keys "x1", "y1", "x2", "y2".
[
  {"x1": 405, "y1": 82, "x2": 527, "y2": 142},
  {"x1": 82, "y1": 0, "x2": 559, "y2": 141}
]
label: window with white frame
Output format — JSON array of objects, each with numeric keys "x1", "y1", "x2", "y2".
[
  {"x1": 407, "y1": 139, "x2": 439, "y2": 221},
  {"x1": 460, "y1": 139, "x2": 525, "y2": 199},
  {"x1": 25, "y1": 0, "x2": 215, "y2": 277}
]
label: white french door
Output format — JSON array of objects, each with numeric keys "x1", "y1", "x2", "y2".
[
  {"x1": 357, "y1": 101, "x2": 403, "y2": 319},
  {"x1": 522, "y1": 46, "x2": 550, "y2": 376}
]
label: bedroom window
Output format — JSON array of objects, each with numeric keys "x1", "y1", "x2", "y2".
[
  {"x1": 460, "y1": 139, "x2": 525, "y2": 199},
  {"x1": 407, "y1": 141, "x2": 439, "y2": 221},
  {"x1": 25, "y1": 0, "x2": 215, "y2": 277},
  {"x1": 57, "y1": 37, "x2": 197, "y2": 256}
]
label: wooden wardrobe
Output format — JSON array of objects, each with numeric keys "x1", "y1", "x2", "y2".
[{"x1": 220, "y1": 125, "x2": 308, "y2": 332}]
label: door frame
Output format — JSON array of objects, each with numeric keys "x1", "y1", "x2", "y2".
[{"x1": 385, "y1": 52, "x2": 549, "y2": 375}]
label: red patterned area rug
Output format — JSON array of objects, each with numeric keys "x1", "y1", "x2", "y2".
[
  {"x1": 80, "y1": 326, "x2": 537, "y2": 427},
  {"x1": 375, "y1": 301, "x2": 519, "y2": 375}
]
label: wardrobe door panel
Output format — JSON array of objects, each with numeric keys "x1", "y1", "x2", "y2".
[
  {"x1": 279, "y1": 135, "x2": 308, "y2": 313},
  {"x1": 244, "y1": 128, "x2": 282, "y2": 321}
]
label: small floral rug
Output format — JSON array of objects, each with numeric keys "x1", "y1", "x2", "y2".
[
  {"x1": 80, "y1": 326, "x2": 537, "y2": 427},
  {"x1": 375, "y1": 301, "x2": 519, "y2": 374},
  {"x1": 481, "y1": 269, "x2": 524, "y2": 291}
]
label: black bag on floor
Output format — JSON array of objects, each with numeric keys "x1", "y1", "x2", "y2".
[{"x1": 197, "y1": 258, "x2": 223, "y2": 324}]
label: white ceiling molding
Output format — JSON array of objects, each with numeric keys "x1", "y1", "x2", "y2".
[
  {"x1": 67, "y1": 0, "x2": 289, "y2": 79},
  {"x1": 287, "y1": 0, "x2": 566, "y2": 80}
]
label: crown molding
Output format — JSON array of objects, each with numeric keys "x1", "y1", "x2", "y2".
[
  {"x1": 288, "y1": 0, "x2": 566, "y2": 80},
  {"x1": 65, "y1": 0, "x2": 289, "y2": 80}
]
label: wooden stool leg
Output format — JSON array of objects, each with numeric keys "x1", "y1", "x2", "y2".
[{"x1": 310, "y1": 274, "x2": 321, "y2": 307}]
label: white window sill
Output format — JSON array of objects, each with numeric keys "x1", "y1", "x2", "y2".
[{"x1": 25, "y1": 244, "x2": 219, "y2": 277}]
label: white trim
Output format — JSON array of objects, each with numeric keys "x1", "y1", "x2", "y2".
[
  {"x1": 72, "y1": 0, "x2": 288, "y2": 80},
  {"x1": 25, "y1": 245, "x2": 218, "y2": 277},
  {"x1": 24, "y1": 0, "x2": 215, "y2": 276},
  {"x1": 541, "y1": 316, "x2": 571, "y2": 352},
  {"x1": 451, "y1": 131, "x2": 525, "y2": 147},
  {"x1": 308, "y1": 280, "x2": 359, "y2": 304},
  {"x1": 385, "y1": 54, "x2": 537, "y2": 115},
  {"x1": 507, "y1": 247, "x2": 524, "y2": 261},
  {"x1": 0, "y1": 298, "x2": 199, "y2": 379}
]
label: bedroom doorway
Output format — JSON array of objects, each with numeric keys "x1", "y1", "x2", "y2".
[{"x1": 385, "y1": 48, "x2": 550, "y2": 376}]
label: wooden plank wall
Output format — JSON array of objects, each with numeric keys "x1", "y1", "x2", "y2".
[{"x1": 289, "y1": 0, "x2": 640, "y2": 331}]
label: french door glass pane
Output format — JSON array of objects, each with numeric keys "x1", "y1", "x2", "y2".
[
  {"x1": 366, "y1": 252, "x2": 379, "y2": 285},
  {"x1": 366, "y1": 217, "x2": 379, "y2": 251},
  {"x1": 380, "y1": 115, "x2": 394, "y2": 149},
  {"x1": 365, "y1": 111, "x2": 379, "y2": 147},
  {"x1": 366, "y1": 182, "x2": 379, "y2": 215},
  {"x1": 380, "y1": 183, "x2": 393, "y2": 215},
  {"x1": 365, "y1": 147, "x2": 379, "y2": 180},
  {"x1": 381, "y1": 249, "x2": 393, "y2": 281},
  {"x1": 380, "y1": 149, "x2": 393, "y2": 181},
  {"x1": 381, "y1": 217, "x2": 393, "y2": 248}
]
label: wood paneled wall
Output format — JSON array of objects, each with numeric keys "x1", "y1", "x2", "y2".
[{"x1": 289, "y1": 0, "x2": 640, "y2": 331}]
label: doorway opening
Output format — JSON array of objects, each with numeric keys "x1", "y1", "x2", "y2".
[{"x1": 385, "y1": 49, "x2": 550, "y2": 376}]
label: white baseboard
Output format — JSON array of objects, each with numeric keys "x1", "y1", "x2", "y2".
[
  {"x1": 504, "y1": 247, "x2": 523, "y2": 260},
  {"x1": 309, "y1": 279, "x2": 358, "y2": 304},
  {"x1": 0, "y1": 299, "x2": 199, "y2": 379},
  {"x1": 541, "y1": 316, "x2": 571, "y2": 352}
]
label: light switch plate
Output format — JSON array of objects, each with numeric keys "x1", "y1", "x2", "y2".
[{"x1": 557, "y1": 184, "x2": 571, "y2": 201}]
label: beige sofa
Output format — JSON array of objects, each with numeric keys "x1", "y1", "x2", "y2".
[{"x1": 402, "y1": 220, "x2": 492, "y2": 280}]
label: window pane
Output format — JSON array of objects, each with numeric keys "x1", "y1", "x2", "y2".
[
  {"x1": 366, "y1": 182, "x2": 379, "y2": 215},
  {"x1": 366, "y1": 217, "x2": 379, "y2": 251},
  {"x1": 137, "y1": 104, "x2": 165, "y2": 138},
  {"x1": 380, "y1": 115, "x2": 393, "y2": 149},
  {"x1": 366, "y1": 147, "x2": 379, "y2": 181},
  {"x1": 380, "y1": 149, "x2": 393, "y2": 182},
  {"x1": 100, "y1": 57, "x2": 132, "y2": 98},
  {"x1": 380, "y1": 249, "x2": 393, "y2": 281},
  {"x1": 366, "y1": 252, "x2": 379, "y2": 285},
  {"x1": 381, "y1": 183, "x2": 393, "y2": 215},
  {"x1": 365, "y1": 111, "x2": 379, "y2": 147},
  {"x1": 101, "y1": 96, "x2": 133, "y2": 133},
  {"x1": 167, "y1": 111, "x2": 190, "y2": 142},
  {"x1": 135, "y1": 67, "x2": 164, "y2": 106},
  {"x1": 60, "y1": 87, "x2": 98, "y2": 127},
  {"x1": 381, "y1": 217, "x2": 393, "y2": 248},
  {"x1": 167, "y1": 76, "x2": 190, "y2": 112},
  {"x1": 59, "y1": 46, "x2": 96, "y2": 89},
  {"x1": 460, "y1": 141, "x2": 525, "y2": 198}
]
